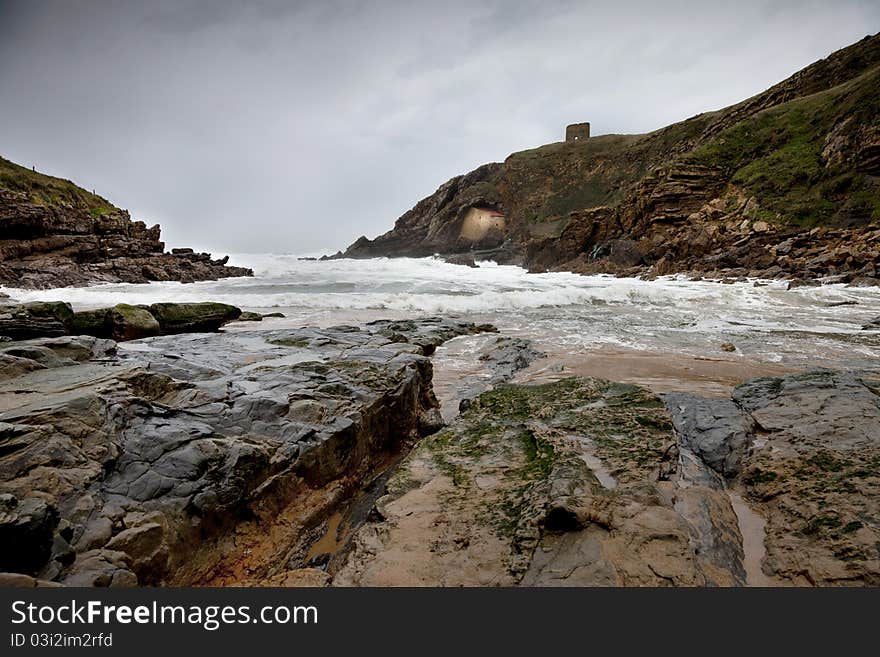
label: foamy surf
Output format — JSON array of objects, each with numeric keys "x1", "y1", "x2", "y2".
[{"x1": 3, "y1": 254, "x2": 880, "y2": 370}]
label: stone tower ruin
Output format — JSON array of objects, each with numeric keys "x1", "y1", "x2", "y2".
[{"x1": 565, "y1": 122, "x2": 590, "y2": 142}]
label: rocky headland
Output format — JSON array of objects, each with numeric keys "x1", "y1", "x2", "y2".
[
  {"x1": 335, "y1": 33, "x2": 880, "y2": 286},
  {"x1": 0, "y1": 157, "x2": 251, "y2": 289}
]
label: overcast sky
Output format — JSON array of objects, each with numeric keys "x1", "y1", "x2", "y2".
[{"x1": 1, "y1": 1, "x2": 877, "y2": 255}]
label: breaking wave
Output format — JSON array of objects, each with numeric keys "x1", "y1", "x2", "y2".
[{"x1": 4, "y1": 254, "x2": 880, "y2": 368}]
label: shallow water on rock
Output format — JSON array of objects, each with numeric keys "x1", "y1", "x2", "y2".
[{"x1": 727, "y1": 490, "x2": 776, "y2": 587}]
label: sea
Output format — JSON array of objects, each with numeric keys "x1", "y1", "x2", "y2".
[{"x1": 5, "y1": 254, "x2": 880, "y2": 384}]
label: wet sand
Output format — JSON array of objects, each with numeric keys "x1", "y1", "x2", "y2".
[
  {"x1": 728, "y1": 490, "x2": 777, "y2": 587},
  {"x1": 431, "y1": 334, "x2": 797, "y2": 423},
  {"x1": 512, "y1": 345, "x2": 796, "y2": 398}
]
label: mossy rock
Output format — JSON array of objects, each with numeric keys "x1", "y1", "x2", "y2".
[
  {"x1": 148, "y1": 302, "x2": 241, "y2": 333},
  {"x1": 0, "y1": 301, "x2": 74, "y2": 339},
  {"x1": 109, "y1": 304, "x2": 160, "y2": 341},
  {"x1": 0, "y1": 300, "x2": 74, "y2": 323},
  {"x1": 70, "y1": 308, "x2": 112, "y2": 338},
  {"x1": 237, "y1": 312, "x2": 263, "y2": 322},
  {"x1": 21, "y1": 301, "x2": 75, "y2": 325}
]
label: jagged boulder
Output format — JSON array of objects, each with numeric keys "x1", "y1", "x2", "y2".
[
  {"x1": 105, "y1": 521, "x2": 169, "y2": 585},
  {"x1": 665, "y1": 394, "x2": 754, "y2": 477},
  {"x1": 60, "y1": 550, "x2": 138, "y2": 587}
]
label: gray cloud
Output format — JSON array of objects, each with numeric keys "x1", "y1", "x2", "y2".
[{"x1": 1, "y1": 0, "x2": 877, "y2": 254}]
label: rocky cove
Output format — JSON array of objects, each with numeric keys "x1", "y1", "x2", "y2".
[
  {"x1": 0, "y1": 295, "x2": 877, "y2": 587},
  {"x1": 2, "y1": 29, "x2": 880, "y2": 589}
]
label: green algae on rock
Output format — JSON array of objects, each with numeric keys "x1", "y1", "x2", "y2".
[{"x1": 335, "y1": 377, "x2": 746, "y2": 586}]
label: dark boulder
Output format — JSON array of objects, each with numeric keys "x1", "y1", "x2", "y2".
[
  {"x1": 0, "y1": 494, "x2": 59, "y2": 575},
  {"x1": 665, "y1": 393, "x2": 754, "y2": 477},
  {"x1": 70, "y1": 308, "x2": 113, "y2": 338},
  {"x1": 0, "y1": 301, "x2": 74, "y2": 340},
  {"x1": 149, "y1": 302, "x2": 241, "y2": 333},
  {"x1": 108, "y1": 304, "x2": 161, "y2": 341}
]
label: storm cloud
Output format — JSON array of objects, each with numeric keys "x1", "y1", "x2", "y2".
[{"x1": 1, "y1": 0, "x2": 877, "y2": 254}]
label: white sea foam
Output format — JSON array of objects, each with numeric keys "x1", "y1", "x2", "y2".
[{"x1": 3, "y1": 254, "x2": 880, "y2": 369}]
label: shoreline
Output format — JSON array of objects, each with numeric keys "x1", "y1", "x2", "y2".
[{"x1": 2, "y1": 266, "x2": 879, "y2": 587}]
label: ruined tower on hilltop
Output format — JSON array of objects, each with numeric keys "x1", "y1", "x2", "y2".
[{"x1": 565, "y1": 122, "x2": 590, "y2": 141}]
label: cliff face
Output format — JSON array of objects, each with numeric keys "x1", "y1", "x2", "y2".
[
  {"x1": 341, "y1": 33, "x2": 880, "y2": 284},
  {"x1": 0, "y1": 157, "x2": 251, "y2": 289}
]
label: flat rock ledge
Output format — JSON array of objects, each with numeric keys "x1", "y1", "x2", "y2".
[
  {"x1": 0, "y1": 300, "x2": 244, "y2": 342},
  {"x1": 0, "y1": 317, "x2": 494, "y2": 586}
]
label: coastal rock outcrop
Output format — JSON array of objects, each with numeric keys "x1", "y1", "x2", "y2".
[
  {"x1": 665, "y1": 394, "x2": 754, "y2": 478},
  {"x1": 2, "y1": 307, "x2": 876, "y2": 587},
  {"x1": 731, "y1": 370, "x2": 880, "y2": 585},
  {"x1": 337, "y1": 33, "x2": 880, "y2": 285},
  {"x1": 0, "y1": 317, "x2": 494, "y2": 585},
  {"x1": 1, "y1": 301, "x2": 242, "y2": 342},
  {"x1": 334, "y1": 369, "x2": 879, "y2": 586},
  {"x1": 0, "y1": 158, "x2": 252, "y2": 289},
  {"x1": 334, "y1": 378, "x2": 746, "y2": 586}
]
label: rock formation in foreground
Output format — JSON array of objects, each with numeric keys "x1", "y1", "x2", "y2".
[
  {"x1": 0, "y1": 318, "x2": 494, "y2": 586},
  {"x1": 335, "y1": 371, "x2": 879, "y2": 586},
  {"x1": 0, "y1": 314, "x2": 876, "y2": 587},
  {"x1": 0, "y1": 300, "x2": 243, "y2": 342},
  {"x1": 0, "y1": 157, "x2": 252, "y2": 289},
  {"x1": 338, "y1": 33, "x2": 880, "y2": 285}
]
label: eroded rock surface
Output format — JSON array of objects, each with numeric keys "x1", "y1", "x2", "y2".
[
  {"x1": 665, "y1": 394, "x2": 754, "y2": 477},
  {"x1": 0, "y1": 317, "x2": 493, "y2": 586},
  {"x1": 732, "y1": 370, "x2": 880, "y2": 585},
  {"x1": 334, "y1": 378, "x2": 745, "y2": 586},
  {"x1": 336, "y1": 369, "x2": 880, "y2": 587},
  {"x1": 3, "y1": 311, "x2": 875, "y2": 587}
]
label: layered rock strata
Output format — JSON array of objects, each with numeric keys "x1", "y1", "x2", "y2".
[
  {"x1": 0, "y1": 161, "x2": 252, "y2": 289},
  {"x1": 0, "y1": 318, "x2": 493, "y2": 586}
]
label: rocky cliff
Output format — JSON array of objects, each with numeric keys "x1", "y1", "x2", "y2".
[
  {"x1": 0, "y1": 157, "x2": 252, "y2": 288},
  {"x1": 340, "y1": 33, "x2": 880, "y2": 285}
]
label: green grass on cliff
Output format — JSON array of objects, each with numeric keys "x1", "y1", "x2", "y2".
[
  {"x1": 0, "y1": 157, "x2": 117, "y2": 216},
  {"x1": 689, "y1": 66, "x2": 880, "y2": 227},
  {"x1": 502, "y1": 134, "x2": 645, "y2": 222},
  {"x1": 498, "y1": 111, "x2": 722, "y2": 225},
  {"x1": 447, "y1": 37, "x2": 880, "y2": 236}
]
